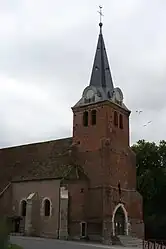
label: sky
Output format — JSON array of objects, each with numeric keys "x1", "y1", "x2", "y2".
[{"x1": 0, "y1": 0, "x2": 166, "y2": 148}]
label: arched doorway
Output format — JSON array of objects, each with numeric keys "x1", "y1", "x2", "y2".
[
  {"x1": 112, "y1": 203, "x2": 128, "y2": 236},
  {"x1": 114, "y1": 207, "x2": 125, "y2": 235}
]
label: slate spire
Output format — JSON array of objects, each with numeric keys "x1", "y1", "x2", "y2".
[
  {"x1": 89, "y1": 22, "x2": 114, "y2": 93},
  {"x1": 73, "y1": 14, "x2": 126, "y2": 109}
]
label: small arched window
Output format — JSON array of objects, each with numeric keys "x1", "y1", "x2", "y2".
[
  {"x1": 91, "y1": 110, "x2": 96, "y2": 125},
  {"x1": 20, "y1": 200, "x2": 27, "y2": 217},
  {"x1": 83, "y1": 111, "x2": 88, "y2": 127},
  {"x1": 119, "y1": 114, "x2": 123, "y2": 129},
  {"x1": 44, "y1": 199, "x2": 51, "y2": 216},
  {"x1": 118, "y1": 181, "x2": 121, "y2": 196},
  {"x1": 114, "y1": 111, "x2": 118, "y2": 126}
]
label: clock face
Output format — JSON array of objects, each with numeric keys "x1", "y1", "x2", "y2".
[
  {"x1": 86, "y1": 89, "x2": 95, "y2": 99},
  {"x1": 114, "y1": 88, "x2": 123, "y2": 102},
  {"x1": 115, "y1": 91, "x2": 121, "y2": 101}
]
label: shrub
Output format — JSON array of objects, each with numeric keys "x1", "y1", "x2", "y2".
[
  {"x1": 0, "y1": 216, "x2": 9, "y2": 249},
  {"x1": 9, "y1": 244, "x2": 23, "y2": 249}
]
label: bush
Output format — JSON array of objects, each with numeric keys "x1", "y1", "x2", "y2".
[
  {"x1": 9, "y1": 244, "x2": 23, "y2": 249},
  {"x1": 0, "y1": 216, "x2": 9, "y2": 249}
]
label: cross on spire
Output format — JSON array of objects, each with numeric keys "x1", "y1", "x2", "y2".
[
  {"x1": 88, "y1": 7, "x2": 114, "y2": 92},
  {"x1": 98, "y1": 5, "x2": 104, "y2": 24}
]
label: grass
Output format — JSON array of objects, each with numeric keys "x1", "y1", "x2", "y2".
[{"x1": 9, "y1": 244, "x2": 23, "y2": 249}]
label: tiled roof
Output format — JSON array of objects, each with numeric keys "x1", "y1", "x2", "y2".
[{"x1": 0, "y1": 137, "x2": 87, "y2": 192}]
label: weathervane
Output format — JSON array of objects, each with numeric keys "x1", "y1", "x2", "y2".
[{"x1": 98, "y1": 5, "x2": 104, "y2": 24}]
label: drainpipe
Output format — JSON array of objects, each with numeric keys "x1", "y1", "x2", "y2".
[{"x1": 57, "y1": 184, "x2": 61, "y2": 239}]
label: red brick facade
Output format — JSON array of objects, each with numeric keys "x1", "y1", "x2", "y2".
[{"x1": 71, "y1": 99, "x2": 144, "y2": 240}]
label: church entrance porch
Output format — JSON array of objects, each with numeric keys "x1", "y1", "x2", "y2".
[
  {"x1": 114, "y1": 207, "x2": 125, "y2": 235},
  {"x1": 8, "y1": 216, "x2": 23, "y2": 235},
  {"x1": 13, "y1": 217, "x2": 22, "y2": 233},
  {"x1": 112, "y1": 203, "x2": 128, "y2": 236}
]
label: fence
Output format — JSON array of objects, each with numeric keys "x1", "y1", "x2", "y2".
[{"x1": 143, "y1": 240, "x2": 166, "y2": 249}]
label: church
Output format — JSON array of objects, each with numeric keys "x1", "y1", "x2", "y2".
[{"x1": 0, "y1": 20, "x2": 144, "y2": 244}]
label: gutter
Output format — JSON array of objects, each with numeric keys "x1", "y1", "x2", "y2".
[{"x1": 0, "y1": 183, "x2": 11, "y2": 198}]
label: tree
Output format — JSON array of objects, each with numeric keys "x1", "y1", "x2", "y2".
[
  {"x1": 132, "y1": 140, "x2": 166, "y2": 240},
  {"x1": 0, "y1": 216, "x2": 9, "y2": 249}
]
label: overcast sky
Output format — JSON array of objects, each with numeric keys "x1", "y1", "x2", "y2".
[{"x1": 1, "y1": 0, "x2": 166, "y2": 148}]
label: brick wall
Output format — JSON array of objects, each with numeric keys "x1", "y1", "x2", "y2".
[
  {"x1": 72, "y1": 101, "x2": 130, "y2": 153},
  {"x1": 72, "y1": 99, "x2": 144, "y2": 239},
  {"x1": 67, "y1": 180, "x2": 88, "y2": 238},
  {"x1": 72, "y1": 101, "x2": 135, "y2": 188}
]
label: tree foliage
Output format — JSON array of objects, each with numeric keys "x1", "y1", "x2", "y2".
[
  {"x1": 0, "y1": 217, "x2": 9, "y2": 249},
  {"x1": 132, "y1": 140, "x2": 166, "y2": 240}
]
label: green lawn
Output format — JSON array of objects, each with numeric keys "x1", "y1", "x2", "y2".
[{"x1": 9, "y1": 244, "x2": 23, "y2": 249}]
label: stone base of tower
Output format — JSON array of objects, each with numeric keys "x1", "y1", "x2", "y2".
[
  {"x1": 100, "y1": 217, "x2": 144, "y2": 245},
  {"x1": 102, "y1": 220, "x2": 113, "y2": 245},
  {"x1": 65, "y1": 217, "x2": 144, "y2": 245},
  {"x1": 128, "y1": 219, "x2": 144, "y2": 238}
]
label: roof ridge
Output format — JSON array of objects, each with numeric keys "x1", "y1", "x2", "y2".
[{"x1": 0, "y1": 137, "x2": 72, "y2": 151}]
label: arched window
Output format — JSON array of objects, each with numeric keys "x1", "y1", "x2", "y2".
[
  {"x1": 83, "y1": 111, "x2": 88, "y2": 127},
  {"x1": 20, "y1": 200, "x2": 27, "y2": 217},
  {"x1": 118, "y1": 181, "x2": 121, "y2": 197},
  {"x1": 114, "y1": 111, "x2": 118, "y2": 126},
  {"x1": 44, "y1": 199, "x2": 51, "y2": 216},
  {"x1": 119, "y1": 114, "x2": 123, "y2": 129},
  {"x1": 91, "y1": 110, "x2": 96, "y2": 125}
]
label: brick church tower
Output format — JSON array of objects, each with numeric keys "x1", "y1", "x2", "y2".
[{"x1": 72, "y1": 21, "x2": 144, "y2": 242}]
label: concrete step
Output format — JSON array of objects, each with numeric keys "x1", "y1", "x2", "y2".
[{"x1": 118, "y1": 235, "x2": 143, "y2": 247}]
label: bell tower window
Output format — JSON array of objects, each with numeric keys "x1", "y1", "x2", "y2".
[
  {"x1": 119, "y1": 114, "x2": 123, "y2": 129},
  {"x1": 83, "y1": 111, "x2": 88, "y2": 127},
  {"x1": 91, "y1": 110, "x2": 96, "y2": 125},
  {"x1": 114, "y1": 111, "x2": 118, "y2": 126}
]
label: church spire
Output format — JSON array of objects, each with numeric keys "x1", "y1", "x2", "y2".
[
  {"x1": 73, "y1": 8, "x2": 126, "y2": 109},
  {"x1": 89, "y1": 6, "x2": 114, "y2": 93}
]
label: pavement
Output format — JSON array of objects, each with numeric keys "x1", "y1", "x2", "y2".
[
  {"x1": 10, "y1": 236, "x2": 142, "y2": 249},
  {"x1": 10, "y1": 236, "x2": 129, "y2": 249}
]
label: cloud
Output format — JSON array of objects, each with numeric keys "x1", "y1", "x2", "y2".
[{"x1": 0, "y1": 0, "x2": 166, "y2": 148}]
